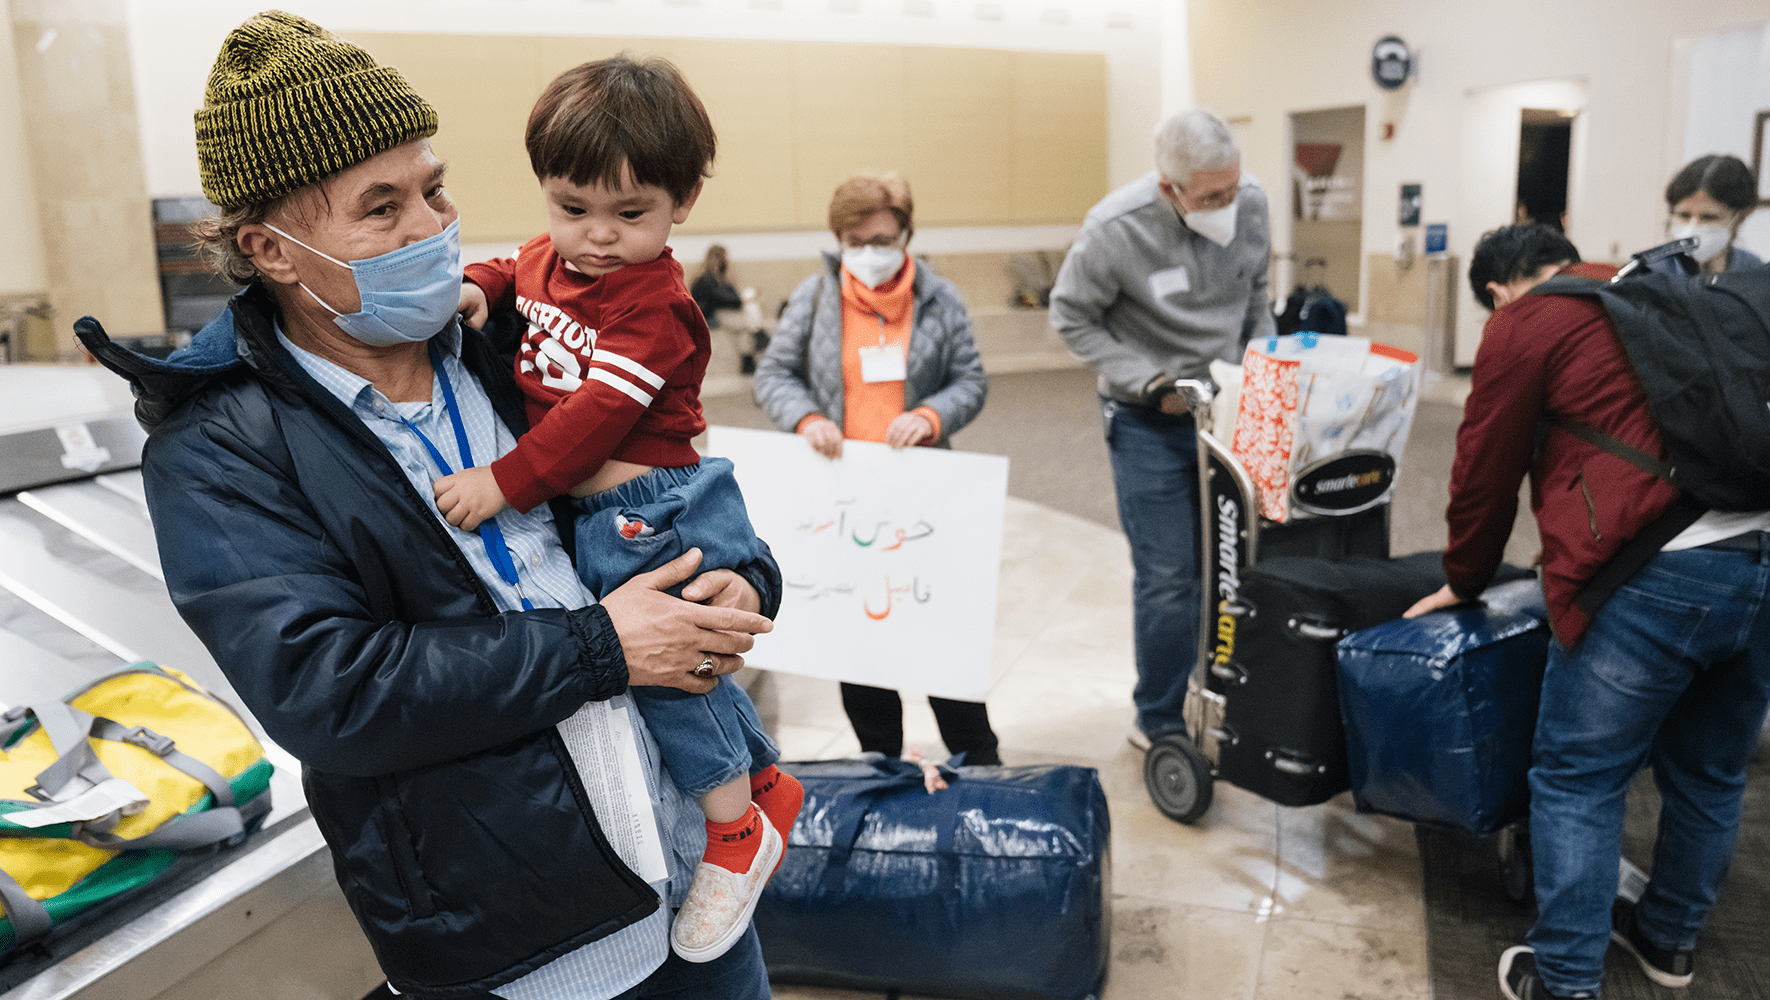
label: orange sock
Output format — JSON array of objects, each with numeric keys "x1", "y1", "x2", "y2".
[
  {"x1": 749, "y1": 765, "x2": 804, "y2": 842},
  {"x1": 702, "y1": 804, "x2": 764, "y2": 875}
]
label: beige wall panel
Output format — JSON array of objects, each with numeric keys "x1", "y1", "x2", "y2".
[
  {"x1": 1012, "y1": 51, "x2": 1108, "y2": 224},
  {"x1": 790, "y1": 43, "x2": 908, "y2": 229},
  {"x1": 1365, "y1": 252, "x2": 1426, "y2": 326},
  {"x1": 902, "y1": 47, "x2": 1014, "y2": 226},
  {"x1": 301, "y1": 34, "x2": 1103, "y2": 243},
  {"x1": 12, "y1": 3, "x2": 160, "y2": 355},
  {"x1": 642, "y1": 39, "x2": 797, "y2": 235},
  {"x1": 348, "y1": 32, "x2": 549, "y2": 245}
]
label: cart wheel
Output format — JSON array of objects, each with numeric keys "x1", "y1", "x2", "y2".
[
  {"x1": 1497, "y1": 824, "x2": 1534, "y2": 907},
  {"x1": 1144, "y1": 735, "x2": 1214, "y2": 824}
]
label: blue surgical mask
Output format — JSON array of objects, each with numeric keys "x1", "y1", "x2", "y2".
[{"x1": 265, "y1": 219, "x2": 463, "y2": 346}]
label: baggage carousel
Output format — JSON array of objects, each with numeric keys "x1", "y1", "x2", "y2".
[{"x1": 0, "y1": 366, "x2": 381, "y2": 1000}]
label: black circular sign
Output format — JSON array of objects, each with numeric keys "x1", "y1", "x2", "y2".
[
  {"x1": 1372, "y1": 36, "x2": 1411, "y2": 91},
  {"x1": 1291, "y1": 450, "x2": 1398, "y2": 515}
]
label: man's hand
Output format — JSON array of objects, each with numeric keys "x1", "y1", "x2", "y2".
[
  {"x1": 1403, "y1": 583, "x2": 1464, "y2": 619},
  {"x1": 458, "y1": 282, "x2": 489, "y2": 330},
  {"x1": 601, "y1": 549, "x2": 774, "y2": 694},
  {"x1": 433, "y1": 465, "x2": 510, "y2": 531},
  {"x1": 681, "y1": 568, "x2": 762, "y2": 612},
  {"x1": 884, "y1": 412, "x2": 934, "y2": 449},
  {"x1": 800, "y1": 416, "x2": 844, "y2": 459}
]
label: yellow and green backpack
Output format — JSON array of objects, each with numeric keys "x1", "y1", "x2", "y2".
[{"x1": 0, "y1": 664, "x2": 273, "y2": 952}]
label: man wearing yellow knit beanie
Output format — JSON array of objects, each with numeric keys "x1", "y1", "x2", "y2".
[{"x1": 75, "y1": 11, "x2": 780, "y2": 999}]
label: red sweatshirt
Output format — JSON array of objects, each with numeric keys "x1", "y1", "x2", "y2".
[
  {"x1": 1443, "y1": 262, "x2": 1679, "y2": 645},
  {"x1": 466, "y1": 237, "x2": 708, "y2": 514}
]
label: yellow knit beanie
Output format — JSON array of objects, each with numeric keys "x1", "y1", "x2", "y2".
[{"x1": 194, "y1": 11, "x2": 437, "y2": 209}]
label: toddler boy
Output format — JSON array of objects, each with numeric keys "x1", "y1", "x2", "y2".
[{"x1": 439, "y1": 55, "x2": 800, "y2": 965}]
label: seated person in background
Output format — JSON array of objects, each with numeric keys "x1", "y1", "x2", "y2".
[
  {"x1": 752, "y1": 172, "x2": 998, "y2": 766},
  {"x1": 1405, "y1": 224, "x2": 1770, "y2": 1000},
  {"x1": 449, "y1": 55, "x2": 801, "y2": 966},
  {"x1": 691, "y1": 243, "x2": 765, "y2": 373},
  {"x1": 1651, "y1": 154, "x2": 1760, "y2": 274}
]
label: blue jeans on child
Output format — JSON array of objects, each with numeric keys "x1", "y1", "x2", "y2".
[
  {"x1": 576, "y1": 458, "x2": 778, "y2": 798},
  {"x1": 1525, "y1": 538, "x2": 1770, "y2": 996},
  {"x1": 1100, "y1": 397, "x2": 1202, "y2": 739}
]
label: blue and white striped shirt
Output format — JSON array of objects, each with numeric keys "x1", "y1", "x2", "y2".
[{"x1": 277, "y1": 325, "x2": 705, "y2": 999}]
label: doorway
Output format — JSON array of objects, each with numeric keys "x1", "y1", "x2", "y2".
[
  {"x1": 1516, "y1": 109, "x2": 1574, "y2": 230},
  {"x1": 1289, "y1": 106, "x2": 1365, "y2": 316},
  {"x1": 1454, "y1": 78, "x2": 1586, "y2": 365}
]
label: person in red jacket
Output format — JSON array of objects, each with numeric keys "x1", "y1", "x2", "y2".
[
  {"x1": 1407, "y1": 225, "x2": 1770, "y2": 1000},
  {"x1": 444, "y1": 56, "x2": 801, "y2": 967}
]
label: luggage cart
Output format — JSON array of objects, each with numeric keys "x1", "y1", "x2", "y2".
[
  {"x1": 1141, "y1": 380, "x2": 1392, "y2": 824},
  {"x1": 1141, "y1": 380, "x2": 1534, "y2": 904}
]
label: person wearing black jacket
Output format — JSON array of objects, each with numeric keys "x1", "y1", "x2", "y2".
[{"x1": 76, "y1": 13, "x2": 779, "y2": 1000}]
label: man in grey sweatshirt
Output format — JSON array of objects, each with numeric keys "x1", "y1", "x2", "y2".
[{"x1": 1050, "y1": 108, "x2": 1275, "y2": 746}]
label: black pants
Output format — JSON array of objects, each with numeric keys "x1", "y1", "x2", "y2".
[{"x1": 838, "y1": 682, "x2": 1001, "y2": 765}]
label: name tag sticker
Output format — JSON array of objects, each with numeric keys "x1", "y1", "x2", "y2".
[
  {"x1": 859, "y1": 344, "x2": 908, "y2": 383},
  {"x1": 1148, "y1": 265, "x2": 1191, "y2": 299}
]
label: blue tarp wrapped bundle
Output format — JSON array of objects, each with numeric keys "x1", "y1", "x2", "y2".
[
  {"x1": 1335, "y1": 581, "x2": 1550, "y2": 837},
  {"x1": 755, "y1": 756, "x2": 1110, "y2": 1000}
]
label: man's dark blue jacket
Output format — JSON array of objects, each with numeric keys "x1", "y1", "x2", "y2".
[{"x1": 76, "y1": 283, "x2": 780, "y2": 998}]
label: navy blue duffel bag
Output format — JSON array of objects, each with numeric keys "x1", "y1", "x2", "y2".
[
  {"x1": 1334, "y1": 581, "x2": 1550, "y2": 837},
  {"x1": 755, "y1": 756, "x2": 1110, "y2": 1000}
]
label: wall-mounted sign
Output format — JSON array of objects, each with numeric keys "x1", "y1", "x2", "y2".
[
  {"x1": 1425, "y1": 223, "x2": 1448, "y2": 255},
  {"x1": 1371, "y1": 36, "x2": 1411, "y2": 91},
  {"x1": 1399, "y1": 183, "x2": 1421, "y2": 227}
]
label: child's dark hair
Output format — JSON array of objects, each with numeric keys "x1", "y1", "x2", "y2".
[
  {"x1": 1664, "y1": 154, "x2": 1757, "y2": 216},
  {"x1": 1467, "y1": 224, "x2": 1580, "y2": 310},
  {"x1": 526, "y1": 55, "x2": 715, "y2": 205}
]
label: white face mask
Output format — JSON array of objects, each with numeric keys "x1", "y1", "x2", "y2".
[
  {"x1": 1668, "y1": 222, "x2": 1731, "y2": 264},
  {"x1": 842, "y1": 245, "x2": 906, "y2": 289},
  {"x1": 1182, "y1": 199, "x2": 1238, "y2": 248}
]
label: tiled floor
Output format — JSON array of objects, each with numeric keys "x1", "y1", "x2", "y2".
[{"x1": 754, "y1": 496, "x2": 1433, "y2": 1000}]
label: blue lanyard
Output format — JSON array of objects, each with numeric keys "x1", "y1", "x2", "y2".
[{"x1": 397, "y1": 341, "x2": 532, "y2": 611}]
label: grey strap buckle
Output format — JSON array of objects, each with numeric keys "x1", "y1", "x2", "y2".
[{"x1": 120, "y1": 725, "x2": 175, "y2": 756}]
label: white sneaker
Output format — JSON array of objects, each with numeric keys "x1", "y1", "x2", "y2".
[
  {"x1": 1127, "y1": 728, "x2": 1152, "y2": 752},
  {"x1": 670, "y1": 811, "x2": 783, "y2": 963}
]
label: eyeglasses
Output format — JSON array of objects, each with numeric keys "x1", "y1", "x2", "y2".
[
  {"x1": 841, "y1": 232, "x2": 907, "y2": 250},
  {"x1": 1178, "y1": 185, "x2": 1238, "y2": 212}
]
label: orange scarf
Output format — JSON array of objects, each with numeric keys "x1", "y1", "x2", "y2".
[{"x1": 839, "y1": 258, "x2": 930, "y2": 443}]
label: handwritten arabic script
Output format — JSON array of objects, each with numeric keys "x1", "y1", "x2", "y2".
[{"x1": 788, "y1": 500, "x2": 941, "y2": 619}]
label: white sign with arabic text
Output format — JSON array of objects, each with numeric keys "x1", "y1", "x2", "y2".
[{"x1": 707, "y1": 426, "x2": 1008, "y2": 702}]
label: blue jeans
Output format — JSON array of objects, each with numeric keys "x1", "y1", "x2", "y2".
[
  {"x1": 577, "y1": 460, "x2": 778, "y2": 798},
  {"x1": 1101, "y1": 397, "x2": 1201, "y2": 738},
  {"x1": 1526, "y1": 539, "x2": 1770, "y2": 996}
]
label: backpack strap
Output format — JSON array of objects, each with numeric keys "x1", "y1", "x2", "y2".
[
  {"x1": 1549, "y1": 418, "x2": 1676, "y2": 482},
  {"x1": 87, "y1": 716, "x2": 237, "y2": 809},
  {"x1": 0, "y1": 867, "x2": 53, "y2": 947}
]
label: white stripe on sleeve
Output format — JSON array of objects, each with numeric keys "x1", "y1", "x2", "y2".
[
  {"x1": 587, "y1": 369, "x2": 655, "y2": 407},
  {"x1": 590, "y1": 350, "x2": 667, "y2": 390}
]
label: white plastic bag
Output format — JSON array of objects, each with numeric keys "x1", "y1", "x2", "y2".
[{"x1": 1231, "y1": 334, "x2": 1420, "y2": 522}]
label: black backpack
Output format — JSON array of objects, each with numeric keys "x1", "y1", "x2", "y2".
[{"x1": 1531, "y1": 245, "x2": 1770, "y2": 513}]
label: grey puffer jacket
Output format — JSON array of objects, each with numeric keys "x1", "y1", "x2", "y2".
[{"x1": 753, "y1": 253, "x2": 986, "y2": 443}]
